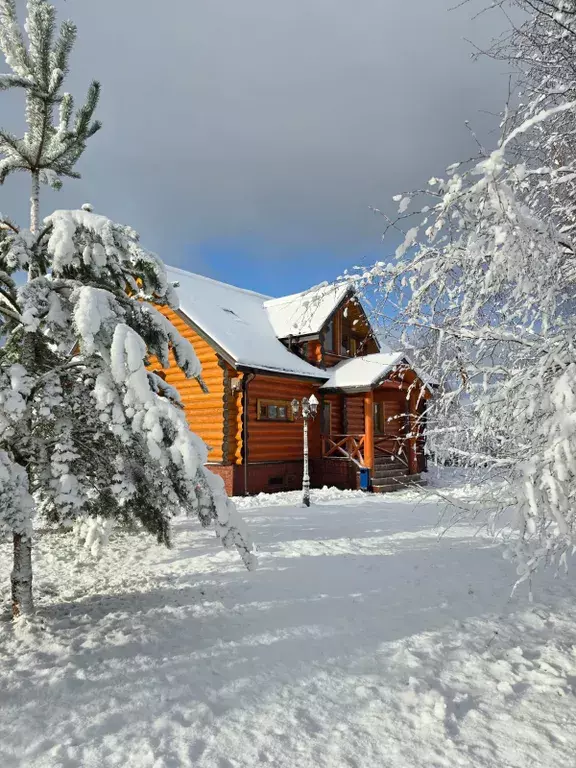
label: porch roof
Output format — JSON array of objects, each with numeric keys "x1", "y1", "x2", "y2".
[{"x1": 320, "y1": 352, "x2": 405, "y2": 391}]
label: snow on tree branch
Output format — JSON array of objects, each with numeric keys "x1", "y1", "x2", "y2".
[
  {"x1": 1, "y1": 206, "x2": 257, "y2": 587},
  {"x1": 351, "y1": 2, "x2": 576, "y2": 582}
]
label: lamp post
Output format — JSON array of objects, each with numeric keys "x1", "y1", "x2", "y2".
[{"x1": 291, "y1": 394, "x2": 319, "y2": 507}]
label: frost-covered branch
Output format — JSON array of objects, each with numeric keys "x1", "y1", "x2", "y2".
[
  {"x1": 353, "y1": 4, "x2": 576, "y2": 580},
  {"x1": 0, "y1": 0, "x2": 255, "y2": 619},
  {"x1": 0, "y1": 0, "x2": 102, "y2": 231}
]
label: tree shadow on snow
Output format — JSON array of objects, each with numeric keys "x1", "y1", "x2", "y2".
[{"x1": 0, "y1": 501, "x2": 527, "y2": 765}]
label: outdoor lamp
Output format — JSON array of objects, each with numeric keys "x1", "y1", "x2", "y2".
[{"x1": 292, "y1": 393, "x2": 319, "y2": 507}]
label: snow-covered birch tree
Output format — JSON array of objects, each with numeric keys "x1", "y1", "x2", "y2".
[
  {"x1": 355, "y1": 0, "x2": 576, "y2": 584},
  {"x1": 0, "y1": 0, "x2": 255, "y2": 619}
]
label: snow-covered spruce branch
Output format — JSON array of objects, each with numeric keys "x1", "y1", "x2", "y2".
[
  {"x1": 1, "y1": 209, "x2": 257, "y2": 609},
  {"x1": 0, "y1": 0, "x2": 255, "y2": 619}
]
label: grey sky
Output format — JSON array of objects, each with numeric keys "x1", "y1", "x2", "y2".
[{"x1": 2, "y1": 0, "x2": 509, "y2": 292}]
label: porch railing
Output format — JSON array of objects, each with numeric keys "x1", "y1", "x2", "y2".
[
  {"x1": 374, "y1": 434, "x2": 410, "y2": 468},
  {"x1": 321, "y1": 434, "x2": 365, "y2": 466},
  {"x1": 321, "y1": 433, "x2": 410, "y2": 469}
]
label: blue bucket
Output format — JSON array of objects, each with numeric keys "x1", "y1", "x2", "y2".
[{"x1": 359, "y1": 468, "x2": 370, "y2": 491}]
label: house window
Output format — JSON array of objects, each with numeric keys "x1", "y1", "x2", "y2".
[
  {"x1": 374, "y1": 402, "x2": 386, "y2": 434},
  {"x1": 257, "y1": 399, "x2": 293, "y2": 421},
  {"x1": 324, "y1": 320, "x2": 335, "y2": 352},
  {"x1": 321, "y1": 401, "x2": 332, "y2": 434},
  {"x1": 341, "y1": 334, "x2": 358, "y2": 357}
]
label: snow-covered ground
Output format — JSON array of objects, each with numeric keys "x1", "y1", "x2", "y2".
[{"x1": 2, "y1": 474, "x2": 576, "y2": 768}]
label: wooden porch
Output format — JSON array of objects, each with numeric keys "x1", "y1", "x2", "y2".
[
  {"x1": 321, "y1": 432, "x2": 425, "y2": 492},
  {"x1": 320, "y1": 391, "x2": 427, "y2": 492}
]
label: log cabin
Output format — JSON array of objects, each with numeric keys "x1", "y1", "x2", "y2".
[{"x1": 151, "y1": 266, "x2": 433, "y2": 496}]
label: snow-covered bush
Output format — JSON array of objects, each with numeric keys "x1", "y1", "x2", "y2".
[{"x1": 0, "y1": 0, "x2": 255, "y2": 618}]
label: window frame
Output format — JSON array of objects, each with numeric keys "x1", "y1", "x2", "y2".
[
  {"x1": 324, "y1": 319, "x2": 335, "y2": 353},
  {"x1": 321, "y1": 401, "x2": 332, "y2": 435},
  {"x1": 374, "y1": 402, "x2": 386, "y2": 434},
  {"x1": 257, "y1": 398, "x2": 294, "y2": 422}
]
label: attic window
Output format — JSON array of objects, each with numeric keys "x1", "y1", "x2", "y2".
[
  {"x1": 324, "y1": 319, "x2": 335, "y2": 352},
  {"x1": 341, "y1": 335, "x2": 358, "y2": 357}
]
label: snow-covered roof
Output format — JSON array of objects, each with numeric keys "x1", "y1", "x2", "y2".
[
  {"x1": 265, "y1": 282, "x2": 351, "y2": 339},
  {"x1": 166, "y1": 266, "x2": 328, "y2": 379},
  {"x1": 320, "y1": 352, "x2": 405, "y2": 390}
]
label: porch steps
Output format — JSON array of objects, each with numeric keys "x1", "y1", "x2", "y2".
[
  {"x1": 372, "y1": 474, "x2": 427, "y2": 493},
  {"x1": 371, "y1": 455, "x2": 426, "y2": 493},
  {"x1": 372, "y1": 466, "x2": 409, "y2": 481}
]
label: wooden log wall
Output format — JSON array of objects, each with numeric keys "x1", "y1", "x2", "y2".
[
  {"x1": 246, "y1": 375, "x2": 321, "y2": 462},
  {"x1": 149, "y1": 307, "x2": 226, "y2": 463},
  {"x1": 323, "y1": 352, "x2": 345, "y2": 368},
  {"x1": 346, "y1": 394, "x2": 365, "y2": 435},
  {"x1": 374, "y1": 388, "x2": 409, "y2": 436},
  {"x1": 231, "y1": 371, "x2": 244, "y2": 465}
]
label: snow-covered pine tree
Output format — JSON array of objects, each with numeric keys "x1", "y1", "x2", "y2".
[
  {"x1": 353, "y1": 1, "x2": 576, "y2": 584},
  {"x1": 0, "y1": 0, "x2": 255, "y2": 619},
  {"x1": 0, "y1": 0, "x2": 101, "y2": 235}
]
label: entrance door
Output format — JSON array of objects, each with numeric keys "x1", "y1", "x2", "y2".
[
  {"x1": 321, "y1": 401, "x2": 332, "y2": 435},
  {"x1": 373, "y1": 394, "x2": 409, "y2": 465}
]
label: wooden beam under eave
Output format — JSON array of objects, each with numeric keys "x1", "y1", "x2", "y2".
[
  {"x1": 364, "y1": 391, "x2": 374, "y2": 470},
  {"x1": 408, "y1": 387, "x2": 419, "y2": 474},
  {"x1": 307, "y1": 340, "x2": 323, "y2": 364}
]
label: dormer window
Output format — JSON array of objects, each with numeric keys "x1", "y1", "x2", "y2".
[
  {"x1": 324, "y1": 319, "x2": 335, "y2": 352},
  {"x1": 340, "y1": 333, "x2": 358, "y2": 357}
]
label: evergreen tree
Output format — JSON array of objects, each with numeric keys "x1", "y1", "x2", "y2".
[
  {"x1": 0, "y1": 0, "x2": 101, "y2": 235},
  {"x1": 0, "y1": 0, "x2": 255, "y2": 619}
]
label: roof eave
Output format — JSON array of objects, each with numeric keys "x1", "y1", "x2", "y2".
[
  {"x1": 173, "y1": 309, "x2": 238, "y2": 369},
  {"x1": 175, "y1": 308, "x2": 327, "y2": 382},
  {"x1": 277, "y1": 332, "x2": 320, "y2": 343},
  {"x1": 236, "y1": 364, "x2": 328, "y2": 382}
]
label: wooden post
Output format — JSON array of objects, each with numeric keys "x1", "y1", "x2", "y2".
[
  {"x1": 364, "y1": 391, "x2": 374, "y2": 470},
  {"x1": 334, "y1": 311, "x2": 342, "y2": 355},
  {"x1": 408, "y1": 388, "x2": 418, "y2": 475}
]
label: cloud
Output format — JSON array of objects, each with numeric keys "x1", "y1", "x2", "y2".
[{"x1": 2, "y1": 0, "x2": 508, "y2": 277}]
